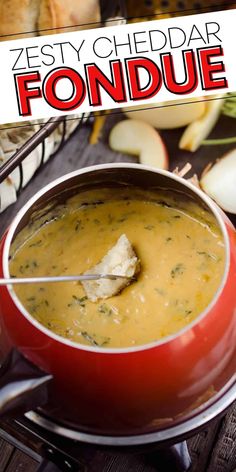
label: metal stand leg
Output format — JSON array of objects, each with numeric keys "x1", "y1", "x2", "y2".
[{"x1": 146, "y1": 441, "x2": 192, "y2": 472}]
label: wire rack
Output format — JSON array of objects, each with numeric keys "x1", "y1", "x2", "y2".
[{"x1": 126, "y1": 0, "x2": 235, "y2": 18}]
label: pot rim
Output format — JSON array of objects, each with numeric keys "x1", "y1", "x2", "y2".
[{"x1": 2, "y1": 163, "x2": 230, "y2": 354}]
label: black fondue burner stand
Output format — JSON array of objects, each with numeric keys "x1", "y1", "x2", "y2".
[{"x1": 0, "y1": 379, "x2": 235, "y2": 472}]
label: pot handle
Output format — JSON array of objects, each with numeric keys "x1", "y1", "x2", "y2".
[{"x1": 0, "y1": 349, "x2": 52, "y2": 418}]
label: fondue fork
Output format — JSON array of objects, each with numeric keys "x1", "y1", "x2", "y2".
[{"x1": 0, "y1": 274, "x2": 131, "y2": 285}]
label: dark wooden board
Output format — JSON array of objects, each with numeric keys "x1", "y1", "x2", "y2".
[
  {"x1": 0, "y1": 111, "x2": 236, "y2": 471},
  {"x1": 5, "y1": 449, "x2": 38, "y2": 472},
  {"x1": 0, "y1": 438, "x2": 38, "y2": 472},
  {"x1": 0, "y1": 438, "x2": 15, "y2": 470}
]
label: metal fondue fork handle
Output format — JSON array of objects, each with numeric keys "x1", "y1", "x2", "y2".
[{"x1": 0, "y1": 274, "x2": 129, "y2": 285}]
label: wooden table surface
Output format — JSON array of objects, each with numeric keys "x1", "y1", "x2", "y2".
[{"x1": 0, "y1": 112, "x2": 236, "y2": 472}]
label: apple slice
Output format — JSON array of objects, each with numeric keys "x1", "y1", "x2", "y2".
[
  {"x1": 200, "y1": 149, "x2": 236, "y2": 214},
  {"x1": 123, "y1": 98, "x2": 206, "y2": 129},
  {"x1": 179, "y1": 96, "x2": 224, "y2": 152},
  {"x1": 109, "y1": 119, "x2": 168, "y2": 169}
]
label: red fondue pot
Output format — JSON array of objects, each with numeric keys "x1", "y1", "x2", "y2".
[{"x1": 0, "y1": 164, "x2": 235, "y2": 442}]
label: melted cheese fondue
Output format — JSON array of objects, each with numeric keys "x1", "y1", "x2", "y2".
[{"x1": 10, "y1": 188, "x2": 225, "y2": 348}]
